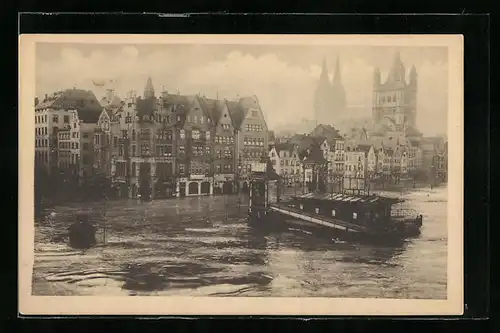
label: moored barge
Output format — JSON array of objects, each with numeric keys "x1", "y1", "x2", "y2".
[{"x1": 247, "y1": 163, "x2": 423, "y2": 245}]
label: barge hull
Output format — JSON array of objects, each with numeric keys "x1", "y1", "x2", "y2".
[{"x1": 248, "y1": 209, "x2": 408, "y2": 246}]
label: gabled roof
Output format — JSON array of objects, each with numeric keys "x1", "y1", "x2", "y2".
[
  {"x1": 226, "y1": 100, "x2": 247, "y2": 130},
  {"x1": 274, "y1": 142, "x2": 296, "y2": 155},
  {"x1": 36, "y1": 89, "x2": 102, "y2": 112},
  {"x1": 100, "y1": 95, "x2": 122, "y2": 108},
  {"x1": 162, "y1": 93, "x2": 191, "y2": 107},
  {"x1": 77, "y1": 109, "x2": 102, "y2": 123},
  {"x1": 302, "y1": 146, "x2": 328, "y2": 164},
  {"x1": 197, "y1": 97, "x2": 225, "y2": 125},
  {"x1": 358, "y1": 144, "x2": 373, "y2": 155},
  {"x1": 136, "y1": 96, "x2": 156, "y2": 118},
  {"x1": 405, "y1": 125, "x2": 422, "y2": 137}
]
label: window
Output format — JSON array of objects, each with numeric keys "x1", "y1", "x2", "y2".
[
  {"x1": 205, "y1": 146, "x2": 211, "y2": 156},
  {"x1": 300, "y1": 204, "x2": 303, "y2": 210},
  {"x1": 206, "y1": 131, "x2": 211, "y2": 140},
  {"x1": 140, "y1": 128, "x2": 151, "y2": 140},
  {"x1": 353, "y1": 212, "x2": 357, "y2": 219},
  {"x1": 216, "y1": 165, "x2": 221, "y2": 174},
  {"x1": 52, "y1": 115, "x2": 59, "y2": 123},
  {"x1": 200, "y1": 116, "x2": 204, "y2": 124},
  {"x1": 251, "y1": 110, "x2": 258, "y2": 117},
  {"x1": 222, "y1": 124, "x2": 231, "y2": 130},
  {"x1": 131, "y1": 145, "x2": 136, "y2": 156},
  {"x1": 223, "y1": 148, "x2": 232, "y2": 159},
  {"x1": 82, "y1": 155, "x2": 89, "y2": 165},
  {"x1": 192, "y1": 130, "x2": 200, "y2": 140},
  {"x1": 113, "y1": 136, "x2": 118, "y2": 147},
  {"x1": 132, "y1": 130, "x2": 136, "y2": 141},
  {"x1": 180, "y1": 130, "x2": 185, "y2": 139},
  {"x1": 131, "y1": 162, "x2": 136, "y2": 176},
  {"x1": 192, "y1": 145, "x2": 203, "y2": 156},
  {"x1": 140, "y1": 143, "x2": 151, "y2": 156},
  {"x1": 73, "y1": 122, "x2": 77, "y2": 129},
  {"x1": 156, "y1": 145, "x2": 173, "y2": 157},
  {"x1": 179, "y1": 145, "x2": 185, "y2": 157}
]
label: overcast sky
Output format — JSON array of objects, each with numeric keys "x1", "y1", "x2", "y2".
[{"x1": 36, "y1": 43, "x2": 448, "y2": 136}]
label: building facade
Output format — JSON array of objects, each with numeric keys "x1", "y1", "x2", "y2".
[
  {"x1": 35, "y1": 88, "x2": 102, "y2": 173},
  {"x1": 233, "y1": 96, "x2": 269, "y2": 191}
]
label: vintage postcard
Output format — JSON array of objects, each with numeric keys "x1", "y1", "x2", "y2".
[{"x1": 19, "y1": 34, "x2": 463, "y2": 316}]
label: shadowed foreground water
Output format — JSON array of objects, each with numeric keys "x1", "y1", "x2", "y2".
[{"x1": 32, "y1": 186, "x2": 447, "y2": 299}]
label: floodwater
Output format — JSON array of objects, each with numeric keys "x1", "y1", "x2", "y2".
[{"x1": 32, "y1": 186, "x2": 448, "y2": 299}]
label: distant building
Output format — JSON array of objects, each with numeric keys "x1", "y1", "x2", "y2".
[
  {"x1": 371, "y1": 52, "x2": 422, "y2": 142},
  {"x1": 313, "y1": 57, "x2": 347, "y2": 126},
  {"x1": 268, "y1": 143, "x2": 302, "y2": 186}
]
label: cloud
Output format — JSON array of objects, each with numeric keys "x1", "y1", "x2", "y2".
[
  {"x1": 179, "y1": 51, "x2": 320, "y2": 127},
  {"x1": 36, "y1": 46, "x2": 448, "y2": 135}
]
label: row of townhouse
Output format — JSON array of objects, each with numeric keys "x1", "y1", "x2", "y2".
[
  {"x1": 267, "y1": 130, "x2": 429, "y2": 188},
  {"x1": 92, "y1": 78, "x2": 269, "y2": 199}
]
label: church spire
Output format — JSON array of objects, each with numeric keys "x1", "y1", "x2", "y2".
[
  {"x1": 388, "y1": 51, "x2": 406, "y2": 84},
  {"x1": 320, "y1": 58, "x2": 329, "y2": 83},
  {"x1": 144, "y1": 76, "x2": 155, "y2": 98},
  {"x1": 333, "y1": 56, "x2": 342, "y2": 85}
]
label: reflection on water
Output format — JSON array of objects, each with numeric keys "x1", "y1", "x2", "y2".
[{"x1": 33, "y1": 187, "x2": 448, "y2": 299}]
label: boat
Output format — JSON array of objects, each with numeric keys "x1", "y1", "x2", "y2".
[{"x1": 247, "y1": 162, "x2": 423, "y2": 245}]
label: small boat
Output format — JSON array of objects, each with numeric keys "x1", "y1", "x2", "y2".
[{"x1": 247, "y1": 166, "x2": 423, "y2": 245}]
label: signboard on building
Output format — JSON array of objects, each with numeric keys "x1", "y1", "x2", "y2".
[{"x1": 190, "y1": 174, "x2": 205, "y2": 180}]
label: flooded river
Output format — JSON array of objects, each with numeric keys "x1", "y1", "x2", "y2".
[{"x1": 32, "y1": 186, "x2": 447, "y2": 299}]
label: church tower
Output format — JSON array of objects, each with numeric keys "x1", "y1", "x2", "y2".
[
  {"x1": 331, "y1": 56, "x2": 347, "y2": 116},
  {"x1": 371, "y1": 52, "x2": 421, "y2": 139},
  {"x1": 408, "y1": 64, "x2": 418, "y2": 128},
  {"x1": 313, "y1": 58, "x2": 333, "y2": 126},
  {"x1": 144, "y1": 76, "x2": 155, "y2": 99}
]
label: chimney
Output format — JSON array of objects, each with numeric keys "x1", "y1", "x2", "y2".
[{"x1": 35, "y1": 97, "x2": 39, "y2": 106}]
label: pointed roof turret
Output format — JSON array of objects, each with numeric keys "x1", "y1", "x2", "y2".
[
  {"x1": 330, "y1": 56, "x2": 346, "y2": 111},
  {"x1": 144, "y1": 76, "x2": 155, "y2": 98},
  {"x1": 410, "y1": 64, "x2": 418, "y2": 83},
  {"x1": 387, "y1": 51, "x2": 406, "y2": 84}
]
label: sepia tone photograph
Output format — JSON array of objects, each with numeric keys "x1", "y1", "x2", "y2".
[{"x1": 19, "y1": 34, "x2": 463, "y2": 316}]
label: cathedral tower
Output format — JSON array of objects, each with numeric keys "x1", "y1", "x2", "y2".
[
  {"x1": 331, "y1": 56, "x2": 346, "y2": 115},
  {"x1": 313, "y1": 58, "x2": 333, "y2": 126},
  {"x1": 313, "y1": 57, "x2": 347, "y2": 126}
]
